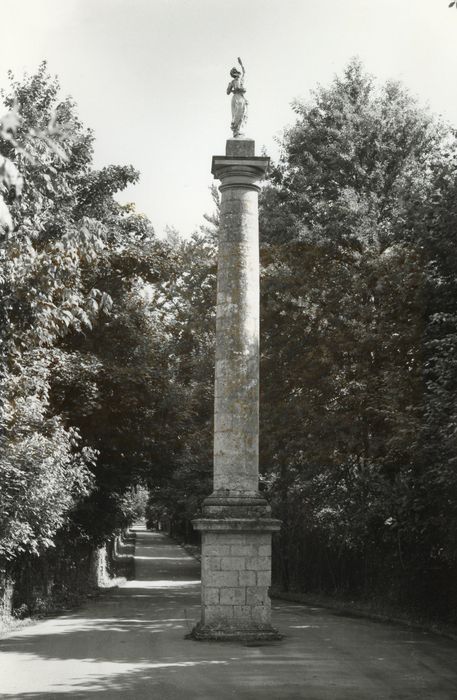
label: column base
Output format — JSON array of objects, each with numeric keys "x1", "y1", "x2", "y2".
[
  {"x1": 202, "y1": 490, "x2": 271, "y2": 518},
  {"x1": 187, "y1": 621, "x2": 283, "y2": 642}
]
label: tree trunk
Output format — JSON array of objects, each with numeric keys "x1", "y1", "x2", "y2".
[
  {"x1": 0, "y1": 570, "x2": 14, "y2": 619},
  {"x1": 89, "y1": 545, "x2": 108, "y2": 587}
]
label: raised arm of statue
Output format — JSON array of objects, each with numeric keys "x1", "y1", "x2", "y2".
[{"x1": 237, "y1": 57, "x2": 245, "y2": 79}]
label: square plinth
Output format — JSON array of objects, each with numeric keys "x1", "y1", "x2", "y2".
[
  {"x1": 189, "y1": 518, "x2": 282, "y2": 641},
  {"x1": 226, "y1": 138, "x2": 255, "y2": 157}
]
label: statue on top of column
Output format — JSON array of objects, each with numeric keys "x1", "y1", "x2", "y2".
[{"x1": 227, "y1": 57, "x2": 248, "y2": 138}]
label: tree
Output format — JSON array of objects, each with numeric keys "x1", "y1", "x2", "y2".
[
  {"x1": 0, "y1": 64, "x2": 106, "y2": 562},
  {"x1": 259, "y1": 60, "x2": 457, "y2": 619},
  {"x1": 143, "y1": 230, "x2": 217, "y2": 538},
  {"x1": 0, "y1": 65, "x2": 216, "y2": 582},
  {"x1": 0, "y1": 64, "x2": 166, "y2": 585}
]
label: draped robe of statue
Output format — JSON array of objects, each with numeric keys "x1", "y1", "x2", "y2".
[{"x1": 227, "y1": 75, "x2": 247, "y2": 137}]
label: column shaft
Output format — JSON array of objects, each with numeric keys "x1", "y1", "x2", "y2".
[{"x1": 214, "y1": 185, "x2": 259, "y2": 495}]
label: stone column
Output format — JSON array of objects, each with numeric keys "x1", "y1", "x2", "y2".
[{"x1": 190, "y1": 138, "x2": 281, "y2": 641}]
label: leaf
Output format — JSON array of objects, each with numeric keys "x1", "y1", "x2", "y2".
[
  {"x1": 0, "y1": 195, "x2": 13, "y2": 231},
  {"x1": 0, "y1": 108, "x2": 21, "y2": 135},
  {"x1": 0, "y1": 156, "x2": 24, "y2": 196}
]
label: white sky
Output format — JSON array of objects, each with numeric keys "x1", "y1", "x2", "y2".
[{"x1": 1, "y1": 0, "x2": 456, "y2": 237}]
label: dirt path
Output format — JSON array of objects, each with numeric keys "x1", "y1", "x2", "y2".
[{"x1": 0, "y1": 527, "x2": 456, "y2": 699}]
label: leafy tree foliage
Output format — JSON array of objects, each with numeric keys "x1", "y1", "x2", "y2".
[
  {"x1": 0, "y1": 64, "x2": 106, "y2": 561},
  {"x1": 143, "y1": 230, "x2": 217, "y2": 538},
  {"x1": 0, "y1": 65, "x2": 216, "y2": 582},
  {"x1": 259, "y1": 60, "x2": 457, "y2": 618},
  {"x1": 0, "y1": 65, "x2": 164, "y2": 572}
]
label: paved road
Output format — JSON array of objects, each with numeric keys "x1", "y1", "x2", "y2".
[{"x1": 1, "y1": 527, "x2": 456, "y2": 699}]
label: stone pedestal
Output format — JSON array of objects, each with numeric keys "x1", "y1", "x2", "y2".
[
  {"x1": 190, "y1": 138, "x2": 281, "y2": 642},
  {"x1": 191, "y1": 519, "x2": 280, "y2": 640}
]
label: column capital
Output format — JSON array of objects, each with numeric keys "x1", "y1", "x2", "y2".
[{"x1": 211, "y1": 155, "x2": 270, "y2": 191}]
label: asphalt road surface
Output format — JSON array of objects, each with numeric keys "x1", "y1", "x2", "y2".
[{"x1": 1, "y1": 527, "x2": 456, "y2": 699}]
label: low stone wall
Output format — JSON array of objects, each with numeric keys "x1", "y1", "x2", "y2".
[{"x1": 0, "y1": 530, "x2": 136, "y2": 630}]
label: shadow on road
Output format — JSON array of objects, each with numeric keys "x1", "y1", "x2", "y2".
[{"x1": 1, "y1": 530, "x2": 457, "y2": 699}]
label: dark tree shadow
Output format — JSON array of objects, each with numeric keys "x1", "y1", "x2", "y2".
[{"x1": 1, "y1": 532, "x2": 457, "y2": 699}]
